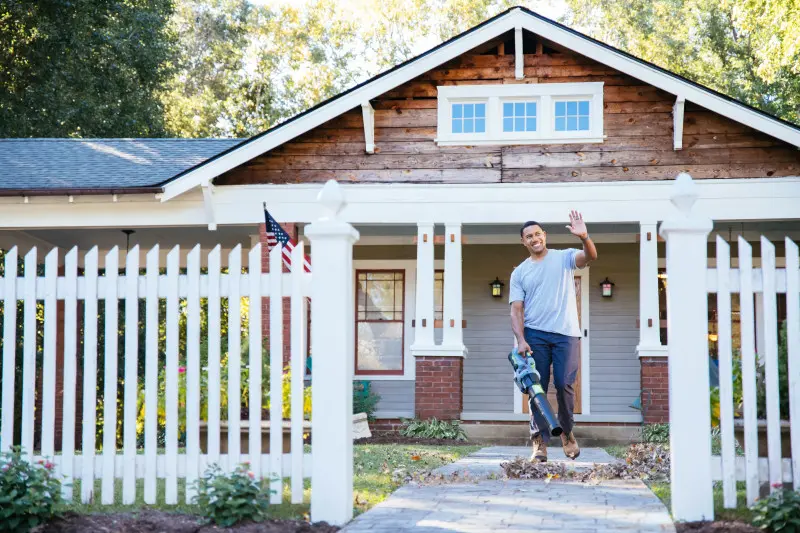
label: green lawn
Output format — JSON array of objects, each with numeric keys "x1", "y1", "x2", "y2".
[{"x1": 60, "y1": 443, "x2": 481, "y2": 520}]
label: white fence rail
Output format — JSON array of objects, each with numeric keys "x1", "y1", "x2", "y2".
[{"x1": 663, "y1": 173, "x2": 800, "y2": 522}]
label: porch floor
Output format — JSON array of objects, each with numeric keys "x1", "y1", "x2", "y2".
[{"x1": 342, "y1": 446, "x2": 675, "y2": 532}]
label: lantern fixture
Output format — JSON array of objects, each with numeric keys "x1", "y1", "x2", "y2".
[
  {"x1": 600, "y1": 277, "x2": 615, "y2": 298},
  {"x1": 490, "y1": 277, "x2": 505, "y2": 298}
]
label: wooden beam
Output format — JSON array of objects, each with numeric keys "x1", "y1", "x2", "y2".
[
  {"x1": 515, "y1": 26, "x2": 524, "y2": 79},
  {"x1": 201, "y1": 182, "x2": 217, "y2": 231},
  {"x1": 673, "y1": 95, "x2": 686, "y2": 150},
  {"x1": 361, "y1": 102, "x2": 375, "y2": 154}
]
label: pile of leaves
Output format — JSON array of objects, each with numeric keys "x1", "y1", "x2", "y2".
[{"x1": 502, "y1": 443, "x2": 671, "y2": 483}]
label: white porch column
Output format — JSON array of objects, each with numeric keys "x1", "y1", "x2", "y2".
[
  {"x1": 306, "y1": 180, "x2": 359, "y2": 526},
  {"x1": 442, "y1": 222, "x2": 465, "y2": 354},
  {"x1": 637, "y1": 221, "x2": 667, "y2": 357},
  {"x1": 659, "y1": 173, "x2": 714, "y2": 522},
  {"x1": 412, "y1": 222, "x2": 435, "y2": 352}
]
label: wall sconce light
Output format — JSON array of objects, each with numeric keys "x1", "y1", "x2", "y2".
[
  {"x1": 708, "y1": 333, "x2": 719, "y2": 342},
  {"x1": 600, "y1": 277, "x2": 615, "y2": 298},
  {"x1": 490, "y1": 277, "x2": 505, "y2": 298}
]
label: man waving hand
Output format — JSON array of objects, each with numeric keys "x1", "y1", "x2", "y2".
[{"x1": 509, "y1": 211, "x2": 598, "y2": 462}]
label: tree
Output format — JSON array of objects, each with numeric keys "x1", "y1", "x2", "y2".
[
  {"x1": 0, "y1": 0, "x2": 177, "y2": 137},
  {"x1": 560, "y1": 0, "x2": 800, "y2": 125}
]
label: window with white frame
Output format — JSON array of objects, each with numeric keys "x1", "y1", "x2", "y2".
[{"x1": 436, "y1": 82, "x2": 603, "y2": 145}]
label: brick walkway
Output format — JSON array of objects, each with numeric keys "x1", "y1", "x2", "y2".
[{"x1": 342, "y1": 446, "x2": 675, "y2": 533}]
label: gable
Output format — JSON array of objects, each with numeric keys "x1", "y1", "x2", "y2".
[
  {"x1": 162, "y1": 7, "x2": 800, "y2": 200},
  {"x1": 215, "y1": 29, "x2": 800, "y2": 187}
]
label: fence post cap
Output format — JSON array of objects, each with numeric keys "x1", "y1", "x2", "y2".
[
  {"x1": 671, "y1": 172, "x2": 697, "y2": 214},
  {"x1": 318, "y1": 179, "x2": 345, "y2": 219}
]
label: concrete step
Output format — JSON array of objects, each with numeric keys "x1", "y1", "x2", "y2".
[{"x1": 463, "y1": 422, "x2": 641, "y2": 447}]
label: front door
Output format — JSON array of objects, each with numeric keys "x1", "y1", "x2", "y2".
[{"x1": 520, "y1": 273, "x2": 585, "y2": 415}]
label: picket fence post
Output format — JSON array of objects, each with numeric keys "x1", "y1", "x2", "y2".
[
  {"x1": 659, "y1": 173, "x2": 714, "y2": 521},
  {"x1": 306, "y1": 180, "x2": 359, "y2": 526}
]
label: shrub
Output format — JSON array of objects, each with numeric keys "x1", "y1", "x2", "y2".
[
  {"x1": 399, "y1": 417, "x2": 467, "y2": 441},
  {"x1": 353, "y1": 381, "x2": 381, "y2": 420},
  {"x1": 641, "y1": 423, "x2": 670, "y2": 445},
  {"x1": 751, "y1": 488, "x2": 800, "y2": 533},
  {"x1": 0, "y1": 447, "x2": 62, "y2": 532},
  {"x1": 193, "y1": 463, "x2": 275, "y2": 527}
]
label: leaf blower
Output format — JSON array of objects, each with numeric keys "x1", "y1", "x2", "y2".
[{"x1": 508, "y1": 349, "x2": 563, "y2": 437}]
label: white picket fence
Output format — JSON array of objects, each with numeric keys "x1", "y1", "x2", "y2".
[
  {"x1": 663, "y1": 173, "x2": 800, "y2": 522},
  {"x1": 0, "y1": 181, "x2": 359, "y2": 525}
]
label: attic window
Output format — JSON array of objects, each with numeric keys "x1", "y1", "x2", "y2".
[{"x1": 436, "y1": 82, "x2": 604, "y2": 146}]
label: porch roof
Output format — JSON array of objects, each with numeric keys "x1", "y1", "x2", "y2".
[{"x1": 0, "y1": 138, "x2": 241, "y2": 195}]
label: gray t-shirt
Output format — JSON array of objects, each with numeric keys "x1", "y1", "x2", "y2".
[{"x1": 509, "y1": 248, "x2": 583, "y2": 338}]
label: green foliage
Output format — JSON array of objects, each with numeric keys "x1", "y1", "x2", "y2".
[
  {"x1": 751, "y1": 488, "x2": 800, "y2": 533},
  {"x1": 399, "y1": 417, "x2": 467, "y2": 441},
  {"x1": 0, "y1": 447, "x2": 62, "y2": 532},
  {"x1": 710, "y1": 321, "x2": 791, "y2": 427},
  {"x1": 562, "y1": 0, "x2": 800, "y2": 126},
  {"x1": 193, "y1": 463, "x2": 274, "y2": 527},
  {"x1": 353, "y1": 381, "x2": 381, "y2": 420},
  {"x1": 641, "y1": 423, "x2": 670, "y2": 445},
  {"x1": 0, "y1": 0, "x2": 176, "y2": 137}
]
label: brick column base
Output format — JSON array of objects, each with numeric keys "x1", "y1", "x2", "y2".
[
  {"x1": 414, "y1": 357, "x2": 463, "y2": 420},
  {"x1": 640, "y1": 356, "x2": 669, "y2": 423}
]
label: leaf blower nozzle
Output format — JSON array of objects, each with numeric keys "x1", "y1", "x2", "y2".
[{"x1": 508, "y1": 349, "x2": 563, "y2": 438}]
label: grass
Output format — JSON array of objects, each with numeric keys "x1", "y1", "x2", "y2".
[
  {"x1": 648, "y1": 481, "x2": 754, "y2": 523},
  {"x1": 56, "y1": 443, "x2": 481, "y2": 520},
  {"x1": 604, "y1": 445, "x2": 753, "y2": 524}
]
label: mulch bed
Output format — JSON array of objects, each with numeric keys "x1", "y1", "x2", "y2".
[
  {"x1": 35, "y1": 511, "x2": 340, "y2": 533},
  {"x1": 356, "y1": 434, "x2": 474, "y2": 446},
  {"x1": 675, "y1": 521, "x2": 760, "y2": 533}
]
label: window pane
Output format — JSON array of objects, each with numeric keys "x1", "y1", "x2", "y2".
[
  {"x1": 503, "y1": 102, "x2": 513, "y2": 116},
  {"x1": 578, "y1": 116, "x2": 589, "y2": 130},
  {"x1": 464, "y1": 120, "x2": 473, "y2": 133},
  {"x1": 464, "y1": 104, "x2": 473, "y2": 119},
  {"x1": 578, "y1": 101, "x2": 590, "y2": 115},
  {"x1": 514, "y1": 102, "x2": 525, "y2": 116},
  {"x1": 452, "y1": 119, "x2": 462, "y2": 133},
  {"x1": 555, "y1": 117, "x2": 566, "y2": 131},
  {"x1": 475, "y1": 103, "x2": 486, "y2": 118},
  {"x1": 526, "y1": 102, "x2": 537, "y2": 116},
  {"x1": 567, "y1": 101, "x2": 578, "y2": 114},
  {"x1": 514, "y1": 117, "x2": 524, "y2": 131},
  {"x1": 567, "y1": 116, "x2": 578, "y2": 130},
  {"x1": 452, "y1": 104, "x2": 462, "y2": 119},
  {"x1": 475, "y1": 118, "x2": 485, "y2": 133},
  {"x1": 503, "y1": 117, "x2": 513, "y2": 132},
  {"x1": 357, "y1": 322, "x2": 403, "y2": 371},
  {"x1": 555, "y1": 101, "x2": 565, "y2": 116},
  {"x1": 526, "y1": 118, "x2": 537, "y2": 131}
]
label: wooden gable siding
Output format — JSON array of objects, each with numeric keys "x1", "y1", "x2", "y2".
[{"x1": 217, "y1": 39, "x2": 800, "y2": 186}]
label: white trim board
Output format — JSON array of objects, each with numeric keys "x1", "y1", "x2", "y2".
[
  {"x1": 2, "y1": 178, "x2": 799, "y2": 229},
  {"x1": 462, "y1": 412, "x2": 643, "y2": 423},
  {"x1": 159, "y1": 7, "x2": 800, "y2": 202}
]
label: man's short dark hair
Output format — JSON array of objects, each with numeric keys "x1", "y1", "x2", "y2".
[{"x1": 520, "y1": 221, "x2": 544, "y2": 236}]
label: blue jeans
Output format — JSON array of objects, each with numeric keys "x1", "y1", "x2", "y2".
[{"x1": 525, "y1": 327, "x2": 580, "y2": 443}]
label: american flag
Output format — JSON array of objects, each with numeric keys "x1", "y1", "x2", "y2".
[{"x1": 263, "y1": 205, "x2": 311, "y2": 272}]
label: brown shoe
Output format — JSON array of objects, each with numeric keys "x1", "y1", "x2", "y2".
[
  {"x1": 530, "y1": 434, "x2": 547, "y2": 462},
  {"x1": 561, "y1": 431, "x2": 580, "y2": 459}
]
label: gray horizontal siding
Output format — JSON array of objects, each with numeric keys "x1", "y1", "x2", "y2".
[
  {"x1": 588, "y1": 244, "x2": 641, "y2": 415},
  {"x1": 369, "y1": 380, "x2": 414, "y2": 416}
]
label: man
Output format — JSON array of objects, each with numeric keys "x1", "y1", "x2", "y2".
[{"x1": 509, "y1": 211, "x2": 598, "y2": 462}]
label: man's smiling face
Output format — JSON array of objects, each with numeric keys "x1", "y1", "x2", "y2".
[{"x1": 522, "y1": 224, "x2": 547, "y2": 254}]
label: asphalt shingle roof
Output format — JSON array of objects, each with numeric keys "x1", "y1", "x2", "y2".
[{"x1": 0, "y1": 138, "x2": 243, "y2": 192}]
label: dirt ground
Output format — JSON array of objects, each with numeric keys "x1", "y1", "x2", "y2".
[
  {"x1": 35, "y1": 511, "x2": 340, "y2": 533},
  {"x1": 675, "y1": 521, "x2": 760, "y2": 533}
]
